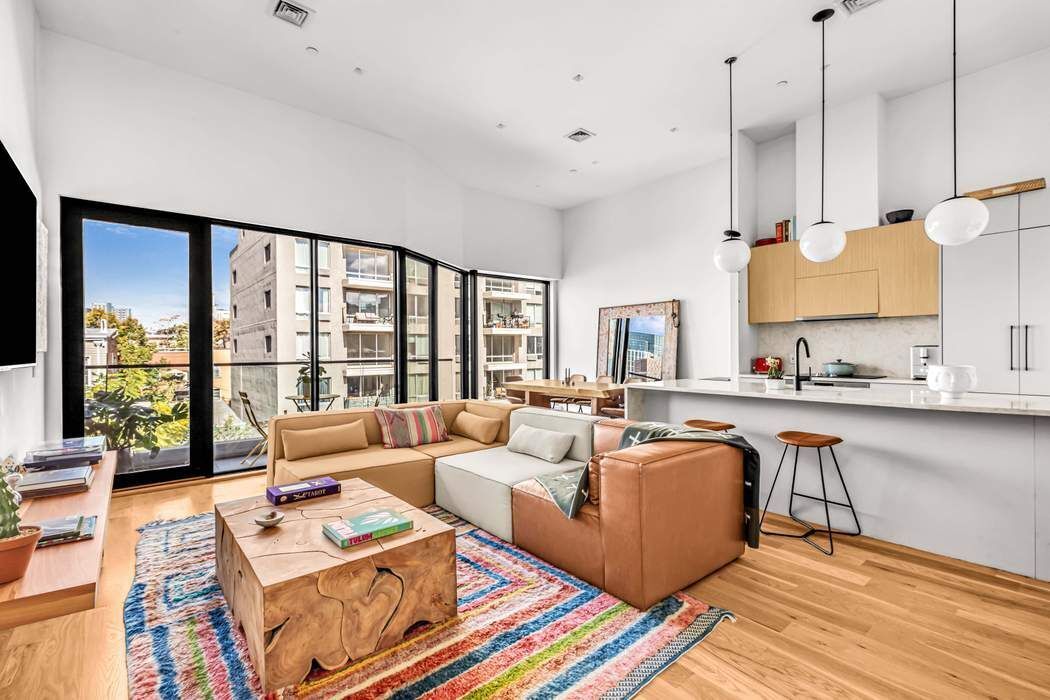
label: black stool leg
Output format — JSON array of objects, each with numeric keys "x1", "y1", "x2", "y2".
[
  {"x1": 828, "y1": 445, "x2": 862, "y2": 536},
  {"x1": 759, "y1": 443, "x2": 789, "y2": 534}
]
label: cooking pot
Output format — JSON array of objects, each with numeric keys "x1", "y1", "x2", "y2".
[{"x1": 823, "y1": 359, "x2": 856, "y2": 377}]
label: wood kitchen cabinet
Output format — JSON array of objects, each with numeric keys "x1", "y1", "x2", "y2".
[
  {"x1": 747, "y1": 220, "x2": 938, "y2": 323},
  {"x1": 796, "y1": 270, "x2": 879, "y2": 320},
  {"x1": 747, "y1": 241, "x2": 796, "y2": 323},
  {"x1": 874, "y1": 221, "x2": 940, "y2": 317}
]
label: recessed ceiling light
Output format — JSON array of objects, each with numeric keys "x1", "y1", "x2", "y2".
[
  {"x1": 777, "y1": 80, "x2": 789, "y2": 87},
  {"x1": 305, "y1": 46, "x2": 319, "y2": 54},
  {"x1": 569, "y1": 168, "x2": 578, "y2": 174},
  {"x1": 572, "y1": 73, "x2": 584, "y2": 82},
  {"x1": 353, "y1": 66, "x2": 364, "y2": 75},
  {"x1": 496, "y1": 122, "x2": 506, "y2": 129},
  {"x1": 669, "y1": 127, "x2": 679, "y2": 133},
  {"x1": 565, "y1": 128, "x2": 596, "y2": 143},
  {"x1": 591, "y1": 160, "x2": 599, "y2": 165}
]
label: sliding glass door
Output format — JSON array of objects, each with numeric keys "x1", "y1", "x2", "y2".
[{"x1": 62, "y1": 201, "x2": 211, "y2": 487}]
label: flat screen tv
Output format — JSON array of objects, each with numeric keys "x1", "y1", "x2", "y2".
[{"x1": 1, "y1": 137, "x2": 37, "y2": 369}]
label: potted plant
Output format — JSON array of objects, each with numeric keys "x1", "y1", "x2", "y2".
[
  {"x1": 764, "y1": 357, "x2": 786, "y2": 390},
  {"x1": 0, "y1": 468, "x2": 41, "y2": 584},
  {"x1": 84, "y1": 385, "x2": 188, "y2": 472},
  {"x1": 297, "y1": 354, "x2": 328, "y2": 402}
]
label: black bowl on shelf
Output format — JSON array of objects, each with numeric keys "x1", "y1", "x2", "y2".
[{"x1": 885, "y1": 209, "x2": 914, "y2": 224}]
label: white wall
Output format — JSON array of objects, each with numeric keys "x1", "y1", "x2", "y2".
[
  {"x1": 37, "y1": 31, "x2": 561, "y2": 438},
  {"x1": 882, "y1": 47, "x2": 1050, "y2": 218},
  {"x1": 0, "y1": 0, "x2": 45, "y2": 457},
  {"x1": 560, "y1": 159, "x2": 737, "y2": 380},
  {"x1": 796, "y1": 93, "x2": 884, "y2": 231},
  {"x1": 755, "y1": 132, "x2": 796, "y2": 236}
]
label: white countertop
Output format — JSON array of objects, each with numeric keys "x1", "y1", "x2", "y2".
[{"x1": 627, "y1": 378, "x2": 1050, "y2": 417}]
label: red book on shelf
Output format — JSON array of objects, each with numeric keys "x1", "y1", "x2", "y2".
[{"x1": 775, "y1": 221, "x2": 784, "y2": 243}]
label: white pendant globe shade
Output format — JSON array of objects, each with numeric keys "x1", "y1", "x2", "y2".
[
  {"x1": 924, "y1": 196, "x2": 989, "y2": 246},
  {"x1": 713, "y1": 237, "x2": 751, "y2": 273},
  {"x1": 799, "y1": 220, "x2": 846, "y2": 263}
]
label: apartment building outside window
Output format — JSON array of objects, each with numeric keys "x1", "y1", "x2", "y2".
[
  {"x1": 477, "y1": 274, "x2": 548, "y2": 399},
  {"x1": 294, "y1": 238, "x2": 310, "y2": 272},
  {"x1": 345, "y1": 248, "x2": 391, "y2": 281},
  {"x1": 295, "y1": 286, "x2": 310, "y2": 318}
]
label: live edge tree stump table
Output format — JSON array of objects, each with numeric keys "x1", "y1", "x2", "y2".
[{"x1": 214, "y1": 478, "x2": 457, "y2": 691}]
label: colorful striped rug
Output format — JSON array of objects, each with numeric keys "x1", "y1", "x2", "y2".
[{"x1": 125, "y1": 507, "x2": 732, "y2": 699}]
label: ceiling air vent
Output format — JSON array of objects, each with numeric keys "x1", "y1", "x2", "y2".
[
  {"x1": 273, "y1": 1, "x2": 311, "y2": 27},
  {"x1": 564, "y1": 128, "x2": 596, "y2": 143},
  {"x1": 839, "y1": 0, "x2": 884, "y2": 15}
]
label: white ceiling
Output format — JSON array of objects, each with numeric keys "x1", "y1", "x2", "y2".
[{"x1": 33, "y1": 0, "x2": 1050, "y2": 209}]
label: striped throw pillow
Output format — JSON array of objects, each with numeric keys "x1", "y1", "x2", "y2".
[{"x1": 375, "y1": 406, "x2": 450, "y2": 448}]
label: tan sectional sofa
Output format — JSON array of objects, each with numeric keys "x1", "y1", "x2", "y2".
[{"x1": 266, "y1": 400, "x2": 521, "y2": 507}]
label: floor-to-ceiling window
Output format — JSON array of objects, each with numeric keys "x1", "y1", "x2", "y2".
[
  {"x1": 476, "y1": 274, "x2": 549, "y2": 399},
  {"x1": 63, "y1": 200, "x2": 547, "y2": 486}
]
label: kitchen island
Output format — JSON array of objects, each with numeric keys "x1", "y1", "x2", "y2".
[{"x1": 626, "y1": 379, "x2": 1050, "y2": 580}]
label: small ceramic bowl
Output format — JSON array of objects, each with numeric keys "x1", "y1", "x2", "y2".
[{"x1": 254, "y1": 510, "x2": 285, "y2": 528}]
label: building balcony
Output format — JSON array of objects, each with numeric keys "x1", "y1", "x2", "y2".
[
  {"x1": 482, "y1": 289, "x2": 530, "y2": 301},
  {"x1": 343, "y1": 363, "x2": 395, "y2": 378},
  {"x1": 483, "y1": 325, "x2": 529, "y2": 335},
  {"x1": 342, "y1": 275, "x2": 394, "y2": 290},
  {"x1": 342, "y1": 312, "x2": 395, "y2": 333},
  {"x1": 483, "y1": 358, "x2": 527, "y2": 371}
]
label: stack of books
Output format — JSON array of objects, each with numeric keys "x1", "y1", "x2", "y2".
[
  {"x1": 16, "y1": 466, "x2": 95, "y2": 498},
  {"x1": 35, "y1": 514, "x2": 98, "y2": 548},
  {"x1": 23, "y1": 436, "x2": 106, "y2": 472},
  {"x1": 323, "y1": 509, "x2": 413, "y2": 549}
]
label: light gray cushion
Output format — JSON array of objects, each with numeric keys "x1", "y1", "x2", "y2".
[
  {"x1": 506, "y1": 424, "x2": 574, "y2": 463},
  {"x1": 434, "y1": 446, "x2": 586, "y2": 542},
  {"x1": 509, "y1": 407, "x2": 603, "y2": 463}
]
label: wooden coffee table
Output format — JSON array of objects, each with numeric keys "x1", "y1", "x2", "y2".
[{"x1": 214, "y1": 478, "x2": 457, "y2": 691}]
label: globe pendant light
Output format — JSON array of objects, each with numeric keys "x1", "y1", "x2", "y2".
[
  {"x1": 924, "y1": 0, "x2": 988, "y2": 245},
  {"x1": 799, "y1": 9, "x2": 847, "y2": 264},
  {"x1": 713, "y1": 56, "x2": 751, "y2": 274}
]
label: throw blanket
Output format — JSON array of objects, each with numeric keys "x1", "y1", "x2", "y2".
[{"x1": 534, "y1": 422, "x2": 760, "y2": 548}]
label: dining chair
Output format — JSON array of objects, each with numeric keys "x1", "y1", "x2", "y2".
[
  {"x1": 551, "y1": 373, "x2": 587, "y2": 411},
  {"x1": 598, "y1": 376, "x2": 643, "y2": 418},
  {"x1": 504, "y1": 374, "x2": 525, "y2": 405},
  {"x1": 238, "y1": 391, "x2": 268, "y2": 467}
]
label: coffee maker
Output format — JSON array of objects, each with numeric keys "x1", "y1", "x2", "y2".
[{"x1": 910, "y1": 344, "x2": 941, "y2": 380}]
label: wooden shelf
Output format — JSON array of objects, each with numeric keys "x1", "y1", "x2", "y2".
[{"x1": 0, "y1": 452, "x2": 116, "y2": 629}]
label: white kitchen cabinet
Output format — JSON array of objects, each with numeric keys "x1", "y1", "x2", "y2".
[
  {"x1": 942, "y1": 230, "x2": 1019, "y2": 394},
  {"x1": 1020, "y1": 227, "x2": 1050, "y2": 395},
  {"x1": 984, "y1": 193, "x2": 1019, "y2": 234},
  {"x1": 1020, "y1": 188, "x2": 1050, "y2": 229}
]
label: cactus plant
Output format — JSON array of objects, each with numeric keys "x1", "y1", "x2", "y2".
[{"x1": 0, "y1": 477, "x2": 21, "y2": 539}]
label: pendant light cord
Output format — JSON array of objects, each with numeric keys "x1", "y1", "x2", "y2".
[
  {"x1": 728, "y1": 57, "x2": 734, "y2": 230},
  {"x1": 952, "y1": 0, "x2": 958, "y2": 197},
  {"x1": 820, "y1": 16, "x2": 826, "y2": 222}
]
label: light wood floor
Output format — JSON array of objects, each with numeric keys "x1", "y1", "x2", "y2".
[{"x1": 2, "y1": 472, "x2": 1049, "y2": 699}]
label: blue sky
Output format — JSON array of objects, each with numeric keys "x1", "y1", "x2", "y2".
[
  {"x1": 630, "y1": 314, "x2": 666, "y2": 336},
  {"x1": 83, "y1": 220, "x2": 237, "y2": 329}
]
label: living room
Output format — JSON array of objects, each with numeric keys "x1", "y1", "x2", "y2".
[{"x1": 2, "y1": 0, "x2": 1050, "y2": 697}]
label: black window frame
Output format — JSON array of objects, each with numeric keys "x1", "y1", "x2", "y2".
[{"x1": 61, "y1": 198, "x2": 550, "y2": 487}]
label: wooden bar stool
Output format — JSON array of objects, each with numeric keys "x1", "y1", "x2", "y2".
[
  {"x1": 759, "y1": 430, "x2": 861, "y2": 555},
  {"x1": 683, "y1": 418, "x2": 735, "y2": 432}
]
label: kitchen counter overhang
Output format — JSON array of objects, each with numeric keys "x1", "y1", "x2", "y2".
[{"x1": 625, "y1": 378, "x2": 1050, "y2": 582}]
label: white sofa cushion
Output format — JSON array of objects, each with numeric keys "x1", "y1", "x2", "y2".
[
  {"x1": 434, "y1": 446, "x2": 586, "y2": 542},
  {"x1": 506, "y1": 424, "x2": 575, "y2": 463},
  {"x1": 509, "y1": 407, "x2": 603, "y2": 463}
]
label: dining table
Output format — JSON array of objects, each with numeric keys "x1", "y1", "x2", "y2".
[{"x1": 503, "y1": 378, "x2": 625, "y2": 415}]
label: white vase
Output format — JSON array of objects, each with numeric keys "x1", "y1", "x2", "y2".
[
  {"x1": 926, "y1": 364, "x2": 977, "y2": 399},
  {"x1": 765, "y1": 378, "x2": 786, "y2": 391}
]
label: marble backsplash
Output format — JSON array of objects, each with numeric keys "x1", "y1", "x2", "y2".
[{"x1": 753, "y1": 315, "x2": 939, "y2": 378}]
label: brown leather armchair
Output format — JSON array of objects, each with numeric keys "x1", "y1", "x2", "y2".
[{"x1": 511, "y1": 418, "x2": 745, "y2": 609}]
